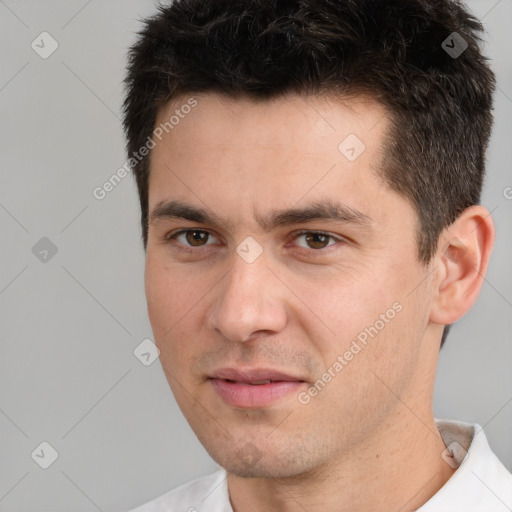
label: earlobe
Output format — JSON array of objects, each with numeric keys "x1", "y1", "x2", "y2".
[{"x1": 430, "y1": 206, "x2": 495, "y2": 326}]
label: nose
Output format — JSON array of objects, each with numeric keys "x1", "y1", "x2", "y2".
[{"x1": 207, "y1": 249, "x2": 288, "y2": 343}]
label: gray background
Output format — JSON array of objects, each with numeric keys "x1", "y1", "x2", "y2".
[{"x1": 0, "y1": 0, "x2": 511, "y2": 510}]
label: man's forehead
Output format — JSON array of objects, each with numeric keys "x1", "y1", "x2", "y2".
[
  {"x1": 156, "y1": 90, "x2": 389, "y2": 134},
  {"x1": 151, "y1": 92, "x2": 389, "y2": 181},
  {"x1": 148, "y1": 91, "x2": 394, "y2": 233}
]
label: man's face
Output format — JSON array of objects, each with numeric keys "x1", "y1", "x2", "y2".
[{"x1": 145, "y1": 93, "x2": 436, "y2": 478}]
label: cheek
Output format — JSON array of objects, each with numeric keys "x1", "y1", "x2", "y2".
[
  {"x1": 301, "y1": 273, "x2": 396, "y2": 340},
  {"x1": 145, "y1": 253, "x2": 197, "y2": 329},
  {"x1": 301, "y1": 264, "x2": 422, "y2": 376},
  {"x1": 145, "y1": 258, "x2": 174, "y2": 336},
  {"x1": 144, "y1": 252, "x2": 212, "y2": 374},
  {"x1": 145, "y1": 255, "x2": 190, "y2": 354}
]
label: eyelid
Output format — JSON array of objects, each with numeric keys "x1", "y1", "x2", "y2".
[
  {"x1": 288, "y1": 229, "x2": 344, "y2": 249},
  {"x1": 165, "y1": 228, "x2": 220, "y2": 247}
]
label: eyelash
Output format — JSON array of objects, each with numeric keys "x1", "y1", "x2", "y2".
[{"x1": 164, "y1": 229, "x2": 344, "y2": 255}]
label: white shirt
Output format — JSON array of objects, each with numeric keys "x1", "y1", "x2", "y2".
[{"x1": 128, "y1": 419, "x2": 512, "y2": 512}]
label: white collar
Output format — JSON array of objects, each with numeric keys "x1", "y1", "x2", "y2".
[{"x1": 416, "y1": 419, "x2": 512, "y2": 511}]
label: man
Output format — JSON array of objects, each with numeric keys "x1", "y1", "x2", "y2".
[{"x1": 123, "y1": 0, "x2": 512, "y2": 510}]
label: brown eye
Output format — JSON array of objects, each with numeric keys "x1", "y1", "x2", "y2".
[
  {"x1": 294, "y1": 231, "x2": 337, "y2": 250},
  {"x1": 304, "y1": 233, "x2": 330, "y2": 249},
  {"x1": 166, "y1": 229, "x2": 218, "y2": 250},
  {"x1": 184, "y1": 230, "x2": 209, "y2": 246}
]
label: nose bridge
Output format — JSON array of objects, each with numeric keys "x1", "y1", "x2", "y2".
[{"x1": 208, "y1": 248, "x2": 287, "y2": 342}]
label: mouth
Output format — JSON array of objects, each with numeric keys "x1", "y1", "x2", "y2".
[
  {"x1": 226, "y1": 379, "x2": 273, "y2": 385},
  {"x1": 208, "y1": 367, "x2": 307, "y2": 408}
]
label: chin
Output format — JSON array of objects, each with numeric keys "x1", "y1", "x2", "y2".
[
  {"x1": 224, "y1": 464, "x2": 271, "y2": 479},
  {"x1": 223, "y1": 460, "x2": 302, "y2": 479},
  {"x1": 208, "y1": 442, "x2": 317, "y2": 480}
]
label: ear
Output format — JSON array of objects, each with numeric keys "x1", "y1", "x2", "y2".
[{"x1": 430, "y1": 205, "x2": 495, "y2": 326}]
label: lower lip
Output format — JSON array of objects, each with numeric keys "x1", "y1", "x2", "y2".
[{"x1": 209, "y1": 379, "x2": 305, "y2": 408}]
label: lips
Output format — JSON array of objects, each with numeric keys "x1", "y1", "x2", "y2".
[
  {"x1": 208, "y1": 367, "x2": 307, "y2": 408},
  {"x1": 210, "y1": 367, "x2": 304, "y2": 384}
]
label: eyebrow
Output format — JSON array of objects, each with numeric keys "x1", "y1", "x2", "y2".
[{"x1": 148, "y1": 199, "x2": 373, "y2": 231}]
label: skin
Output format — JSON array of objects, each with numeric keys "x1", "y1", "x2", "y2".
[{"x1": 144, "y1": 92, "x2": 495, "y2": 512}]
